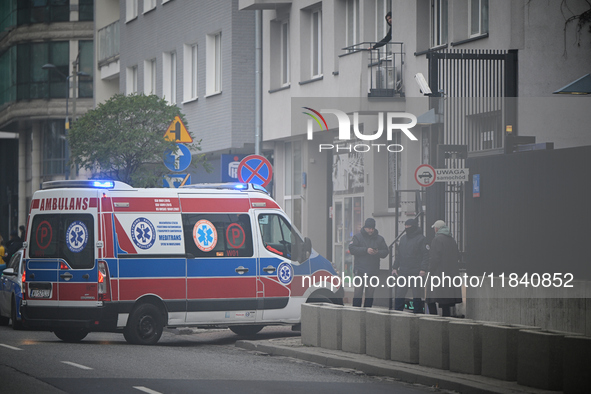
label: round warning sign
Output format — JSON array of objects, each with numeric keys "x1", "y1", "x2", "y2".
[
  {"x1": 277, "y1": 261, "x2": 294, "y2": 285},
  {"x1": 131, "y1": 217, "x2": 156, "y2": 250},
  {"x1": 415, "y1": 164, "x2": 436, "y2": 187},
  {"x1": 66, "y1": 221, "x2": 89, "y2": 253},
  {"x1": 237, "y1": 155, "x2": 273, "y2": 187},
  {"x1": 193, "y1": 220, "x2": 218, "y2": 252},
  {"x1": 35, "y1": 220, "x2": 53, "y2": 250}
]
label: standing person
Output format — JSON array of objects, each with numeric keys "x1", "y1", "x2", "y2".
[
  {"x1": 3, "y1": 231, "x2": 23, "y2": 264},
  {"x1": 426, "y1": 220, "x2": 462, "y2": 316},
  {"x1": 392, "y1": 219, "x2": 429, "y2": 313},
  {"x1": 369, "y1": 11, "x2": 392, "y2": 50},
  {"x1": 0, "y1": 235, "x2": 5, "y2": 274},
  {"x1": 349, "y1": 218, "x2": 389, "y2": 308},
  {"x1": 19, "y1": 225, "x2": 26, "y2": 242}
]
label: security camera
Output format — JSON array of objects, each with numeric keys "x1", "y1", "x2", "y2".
[{"x1": 414, "y1": 73, "x2": 432, "y2": 95}]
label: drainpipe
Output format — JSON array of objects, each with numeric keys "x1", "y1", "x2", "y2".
[{"x1": 255, "y1": 10, "x2": 262, "y2": 155}]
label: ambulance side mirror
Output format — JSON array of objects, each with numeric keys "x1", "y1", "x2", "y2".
[
  {"x1": 300, "y1": 237, "x2": 312, "y2": 263},
  {"x1": 294, "y1": 237, "x2": 312, "y2": 263}
]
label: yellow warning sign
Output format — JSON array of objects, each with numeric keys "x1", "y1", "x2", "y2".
[{"x1": 164, "y1": 116, "x2": 193, "y2": 143}]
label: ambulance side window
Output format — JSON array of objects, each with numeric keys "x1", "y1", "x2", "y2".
[
  {"x1": 182, "y1": 214, "x2": 253, "y2": 258},
  {"x1": 29, "y1": 214, "x2": 95, "y2": 269},
  {"x1": 258, "y1": 214, "x2": 303, "y2": 261}
]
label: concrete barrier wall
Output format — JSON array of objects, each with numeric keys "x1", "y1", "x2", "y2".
[
  {"x1": 300, "y1": 304, "x2": 588, "y2": 392},
  {"x1": 365, "y1": 310, "x2": 392, "y2": 359},
  {"x1": 389, "y1": 313, "x2": 419, "y2": 364},
  {"x1": 563, "y1": 335, "x2": 591, "y2": 394},
  {"x1": 516, "y1": 329, "x2": 583, "y2": 391},
  {"x1": 341, "y1": 307, "x2": 366, "y2": 354},
  {"x1": 480, "y1": 323, "x2": 540, "y2": 381},
  {"x1": 319, "y1": 304, "x2": 343, "y2": 350},
  {"x1": 448, "y1": 320, "x2": 482, "y2": 374},
  {"x1": 418, "y1": 317, "x2": 451, "y2": 370}
]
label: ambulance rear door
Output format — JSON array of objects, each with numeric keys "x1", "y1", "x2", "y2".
[{"x1": 26, "y1": 190, "x2": 99, "y2": 310}]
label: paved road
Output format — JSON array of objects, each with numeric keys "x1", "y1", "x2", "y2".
[{"x1": 0, "y1": 326, "x2": 442, "y2": 393}]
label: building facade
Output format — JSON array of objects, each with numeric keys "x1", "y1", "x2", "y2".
[
  {"x1": 0, "y1": 0, "x2": 95, "y2": 237},
  {"x1": 240, "y1": 0, "x2": 591, "y2": 327},
  {"x1": 112, "y1": 0, "x2": 258, "y2": 186}
]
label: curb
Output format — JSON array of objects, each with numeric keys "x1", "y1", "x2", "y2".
[{"x1": 235, "y1": 339, "x2": 560, "y2": 394}]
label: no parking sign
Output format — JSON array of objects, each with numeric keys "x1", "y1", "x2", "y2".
[{"x1": 237, "y1": 155, "x2": 273, "y2": 187}]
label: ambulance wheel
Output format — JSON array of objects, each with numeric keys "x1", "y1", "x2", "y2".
[
  {"x1": 306, "y1": 294, "x2": 332, "y2": 304},
  {"x1": 229, "y1": 325, "x2": 264, "y2": 336},
  {"x1": 124, "y1": 303, "x2": 164, "y2": 345},
  {"x1": 54, "y1": 328, "x2": 88, "y2": 343}
]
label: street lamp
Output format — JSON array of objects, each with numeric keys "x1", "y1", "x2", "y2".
[{"x1": 42, "y1": 63, "x2": 90, "y2": 129}]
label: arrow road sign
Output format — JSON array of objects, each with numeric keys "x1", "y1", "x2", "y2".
[{"x1": 164, "y1": 143, "x2": 192, "y2": 172}]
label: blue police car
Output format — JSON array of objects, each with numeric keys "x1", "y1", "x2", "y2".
[{"x1": 0, "y1": 249, "x2": 24, "y2": 330}]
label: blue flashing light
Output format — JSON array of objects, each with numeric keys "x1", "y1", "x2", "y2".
[
  {"x1": 93, "y1": 181, "x2": 115, "y2": 188},
  {"x1": 235, "y1": 184, "x2": 247, "y2": 189}
]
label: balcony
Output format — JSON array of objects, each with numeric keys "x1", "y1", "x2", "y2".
[
  {"x1": 239, "y1": 0, "x2": 292, "y2": 10},
  {"x1": 342, "y1": 42, "x2": 405, "y2": 98},
  {"x1": 97, "y1": 20, "x2": 119, "y2": 80}
]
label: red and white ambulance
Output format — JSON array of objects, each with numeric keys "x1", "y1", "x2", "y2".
[{"x1": 21, "y1": 180, "x2": 342, "y2": 344}]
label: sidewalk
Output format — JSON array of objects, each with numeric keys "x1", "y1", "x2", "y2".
[{"x1": 235, "y1": 337, "x2": 561, "y2": 394}]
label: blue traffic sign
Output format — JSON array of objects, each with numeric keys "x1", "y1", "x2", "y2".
[
  {"x1": 237, "y1": 155, "x2": 273, "y2": 187},
  {"x1": 163, "y1": 174, "x2": 191, "y2": 188},
  {"x1": 164, "y1": 143, "x2": 192, "y2": 172}
]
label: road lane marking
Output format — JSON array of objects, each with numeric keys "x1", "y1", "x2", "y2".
[
  {"x1": 61, "y1": 361, "x2": 93, "y2": 370},
  {"x1": 133, "y1": 387, "x2": 163, "y2": 394},
  {"x1": 0, "y1": 344, "x2": 22, "y2": 351}
]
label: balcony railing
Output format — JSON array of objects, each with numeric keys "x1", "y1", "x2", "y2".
[
  {"x1": 98, "y1": 20, "x2": 120, "y2": 65},
  {"x1": 342, "y1": 42, "x2": 405, "y2": 97}
]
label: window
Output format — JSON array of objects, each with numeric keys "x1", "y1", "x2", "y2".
[
  {"x1": 431, "y1": 0, "x2": 448, "y2": 47},
  {"x1": 311, "y1": 9, "x2": 322, "y2": 77},
  {"x1": 206, "y1": 32, "x2": 222, "y2": 95},
  {"x1": 78, "y1": 40, "x2": 93, "y2": 98},
  {"x1": 79, "y1": 0, "x2": 94, "y2": 21},
  {"x1": 163, "y1": 51, "x2": 176, "y2": 104},
  {"x1": 470, "y1": 0, "x2": 489, "y2": 36},
  {"x1": 126, "y1": 0, "x2": 138, "y2": 22},
  {"x1": 183, "y1": 44, "x2": 198, "y2": 101},
  {"x1": 144, "y1": 58, "x2": 156, "y2": 94},
  {"x1": 284, "y1": 141, "x2": 302, "y2": 232},
  {"x1": 126, "y1": 65, "x2": 137, "y2": 94},
  {"x1": 29, "y1": 214, "x2": 95, "y2": 269},
  {"x1": 258, "y1": 213, "x2": 305, "y2": 262},
  {"x1": 18, "y1": 41, "x2": 68, "y2": 101},
  {"x1": 182, "y1": 214, "x2": 253, "y2": 258},
  {"x1": 375, "y1": 0, "x2": 390, "y2": 43},
  {"x1": 42, "y1": 120, "x2": 66, "y2": 175},
  {"x1": 281, "y1": 21, "x2": 290, "y2": 86},
  {"x1": 345, "y1": 0, "x2": 359, "y2": 48},
  {"x1": 143, "y1": 0, "x2": 156, "y2": 13},
  {"x1": 17, "y1": 0, "x2": 70, "y2": 24}
]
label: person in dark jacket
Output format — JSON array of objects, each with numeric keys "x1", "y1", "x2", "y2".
[
  {"x1": 3, "y1": 231, "x2": 23, "y2": 264},
  {"x1": 426, "y1": 220, "x2": 462, "y2": 316},
  {"x1": 393, "y1": 218, "x2": 429, "y2": 313},
  {"x1": 349, "y1": 218, "x2": 389, "y2": 308},
  {"x1": 369, "y1": 11, "x2": 392, "y2": 50}
]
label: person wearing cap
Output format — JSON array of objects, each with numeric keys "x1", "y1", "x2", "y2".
[
  {"x1": 349, "y1": 218, "x2": 389, "y2": 307},
  {"x1": 392, "y1": 218, "x2": 429, "y2": 313},
  {"x1": 425, "y1": 220, "x2": 462, "y2": 316}
]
